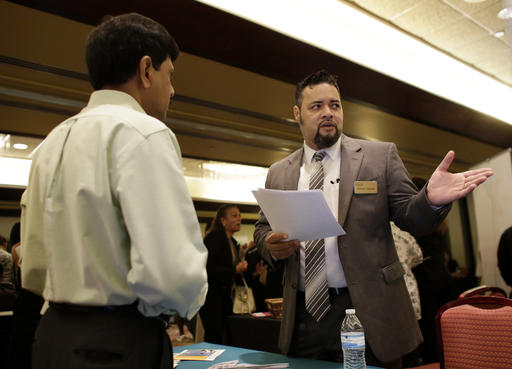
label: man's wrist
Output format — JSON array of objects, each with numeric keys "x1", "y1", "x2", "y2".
[{"x1": 425, "y1": 182, "x2": 447, "y2": 210}]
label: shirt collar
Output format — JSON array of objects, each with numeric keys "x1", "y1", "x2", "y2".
[
  {"x1": 83, "y1": 90, "x2": 147, "y2": 115},
  {"x1": 303, "y1": 136, "x2": 342, "y2": 164}
]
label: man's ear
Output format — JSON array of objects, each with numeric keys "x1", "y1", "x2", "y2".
[
  {"x1": 137, "y1": 56, "x2": 153, "y2": 89},
  {"x1": 293, "y1": 105, "x2": 301, "y2": 124}
]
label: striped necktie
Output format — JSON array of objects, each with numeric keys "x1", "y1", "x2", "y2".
[{"x1": 305, "y1": 151, "x2": 330, "y2": 321}]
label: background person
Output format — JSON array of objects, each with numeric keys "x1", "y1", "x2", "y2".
[
  {"x1": 411, "y1": 178, "x2": 458, "y2": 364},
  {"x1": 254, "y1": 70, "x2": 493, "y2": 368},
  {"x1": 200, "y1": 204, "x2": 248, "y2": 343},
  {"x1": 497, "y1": 226, "x2": 512, "y2": 297},
  {"x1": 390, "y1": 222, "x2": 423, "y2": 367},
  {"x1": 0, "y1": 235, "x2": 14, "y2": 288},
  {"x1": 0, "y1": 235, "x2": 16, "y2": 369},
  {"x1": 20, "y1": 13, "x2": 207, "y2": 369},
  {"x1": 6, "y1": 220, "x2": 44, "y2": 369},
  {"x1": 245, "y1": 246, "x2": 284, "y2": 312},
  {"x1": 390, "y1": 222, "x2": 422, "y2": 321}
]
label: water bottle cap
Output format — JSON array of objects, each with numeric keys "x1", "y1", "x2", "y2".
[{"x1": 345, "y1": 308, "x2": 355, "y2": 314}]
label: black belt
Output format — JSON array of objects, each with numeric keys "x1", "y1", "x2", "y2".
[
  {"x1": 49, "y1": 301, "x2": 138, "y2": 313},
  {"x1": 49, "y1": 301, "x2": 170, "y2": 328}
]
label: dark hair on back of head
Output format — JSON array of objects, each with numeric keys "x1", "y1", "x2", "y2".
[
  {"x1": 295, "y1": 69, "x2": 341, "y2": 107},
  {"x1": 86, "y1": 13, "x2": 179, "y2": 90},
  {"x1": 7, "y1": 222, "x2": 20, "y2": 253}
]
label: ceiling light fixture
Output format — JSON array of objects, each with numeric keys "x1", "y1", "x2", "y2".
[
  {"x1": 13, "y1": 143, "x2": 28, "y2": 150},
  {"x1": 196, "y1": 0, "x2": 512, "y2": 126},
  {"x1": 498, "y1": 7, "x2": 512, "y2": 19},
  {"x1": 0, "y1": 157, "x2": 31, "y2": 187},
  {"x1": 202, "y1": 162, "x2": 267, "y2": 177}
]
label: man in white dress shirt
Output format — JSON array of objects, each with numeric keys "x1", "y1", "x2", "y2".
[{"x1": 20, "y1": 13, "x2": 208, "y2": 369}]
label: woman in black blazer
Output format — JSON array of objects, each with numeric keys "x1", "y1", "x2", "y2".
[{"x1": 200, "y1": 204, "x2": 248, "y2": 343}]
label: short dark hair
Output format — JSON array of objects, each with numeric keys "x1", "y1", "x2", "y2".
[
  {"x1": 86, "y1": 13, "x2": 179, "y2": 90},
  {"x1": 295, "y1": 69, "x2": 341, "y2": 107}
]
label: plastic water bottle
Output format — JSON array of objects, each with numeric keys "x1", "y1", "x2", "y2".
[{"x1": 340, "y1": 308, "x2": 366, "y2": 369}]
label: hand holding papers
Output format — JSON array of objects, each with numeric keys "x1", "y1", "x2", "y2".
[{"x1": 252, "y1": 189, "x2": 345, "y2": 242}]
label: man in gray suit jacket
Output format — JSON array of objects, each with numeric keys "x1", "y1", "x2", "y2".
[{"x1": 253, "y1": 70, "x2": 493, "y2": 368}]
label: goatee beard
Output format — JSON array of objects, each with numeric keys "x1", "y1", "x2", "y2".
[{"x1": 314, "y1": 126, "x2": 340, "y2": 149}]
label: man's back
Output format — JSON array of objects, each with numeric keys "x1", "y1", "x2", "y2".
[
  {"x1": 18, "y1": 13, "x2": 207, "y2": 369},
  {"x1": 21, "y1": 90, "x2": 207, "y2": 317}
]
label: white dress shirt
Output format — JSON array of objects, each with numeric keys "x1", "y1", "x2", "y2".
[
  {"x1": 298, "y1": 137, "x2": 347, "y2": 290},
  {"x1": 20, "y1": 90, "x2": 208, "y2": 319}
]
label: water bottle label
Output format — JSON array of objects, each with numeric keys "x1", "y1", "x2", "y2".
[{"x1": 341, "y1": 332, "x2": 365, "y2": 349}]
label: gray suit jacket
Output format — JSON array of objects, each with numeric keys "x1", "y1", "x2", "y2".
[{"x1": 254, "y1": 135, "x2": 450, "y2": 362}]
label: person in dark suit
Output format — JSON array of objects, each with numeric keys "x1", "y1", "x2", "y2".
[
  {"x1": 6, "y1": 221, "x2": 44, "y2": 369},
  {"x1": 245, "y1": 246, "x2": 284, "y2": 312},
  {"x1": 200, "y1": 204, "x2": 248, "y2": 343},
  {"x1": 497, "y1": 226, "x2": 512, "y2": 294},
  {"x1": 253, "y1": 70, "x2": 493, "y2": 368},
  {"x1": 408, "y1": 176, "x2": 458, "y2": 365}
]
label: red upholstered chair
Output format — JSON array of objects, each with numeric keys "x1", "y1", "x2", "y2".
[
  {"x1": 458, "y1": 285, "x2": 506, "y2": 299},
  {"x1": 435, "y1": 296, "x2": 512, "y2": 369}
]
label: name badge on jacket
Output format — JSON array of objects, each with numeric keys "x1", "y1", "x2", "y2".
[{"x1": 354, "y1": 180, "x2": 378, "y2": 194}]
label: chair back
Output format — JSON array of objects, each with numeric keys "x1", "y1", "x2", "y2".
[
  {"x1": 458, "y1": 285, "x2": 506, "y2": 299},
  {"x1": 436, "y1": 296, "x2": 512, "y2": 369}
]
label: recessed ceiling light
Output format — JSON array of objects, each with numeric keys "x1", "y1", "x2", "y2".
[
  {"x1": 13, "y1": 143, "x2": 28, "y2": 150},
  {"x1": 498, "y1": 7, "x2": 512, "y2": 19},
  {"x1": 494, "y1": 31, "x2": 505, "y2": 38}
]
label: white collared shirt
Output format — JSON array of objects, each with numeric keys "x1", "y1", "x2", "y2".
[
  {"x1": 298, "y1": 137, "x2": 347, "y2": 289},
  {"x1": 20, "y1": 90, "x2": 208, "y2": 318}
]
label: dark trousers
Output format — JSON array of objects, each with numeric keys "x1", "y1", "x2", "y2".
[
  {"x1": 32, "y1": 303, "x2": 172, "y2": 369},
  {"x1": 288, "y1": 289, "x2": 402, "y2": 369},
  {"x1": 7, "y1": 288, "x2": 44, "y2": 369},
  {"x1": 200, "y1": 285, "x2": 232, "y2": 344}
]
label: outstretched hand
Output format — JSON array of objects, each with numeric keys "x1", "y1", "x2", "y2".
[{"x1": 426, "y1": 150, "x2": 493, "y2": 206}]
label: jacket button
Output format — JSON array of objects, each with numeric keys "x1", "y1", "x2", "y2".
[{"x1": 291, "y1": 283, "x2": 297, "y2": 289}]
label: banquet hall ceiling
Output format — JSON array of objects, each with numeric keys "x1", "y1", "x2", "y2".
[
  {"x1": 347, "y1": 0, "x2": 512, "y2": 87},
  {"x1": 5, "y1": 0, "x2": 511, "y2": 149},
  {"x1": 1, "y1": 0, "x2": 511, "y2": 175},
  {"x1": 1, "y1": 0, "x2": 510, "y2": 216}
]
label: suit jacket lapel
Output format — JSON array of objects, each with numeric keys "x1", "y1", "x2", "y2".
[
  {"x1": 338, "y1": 136, "x2": 363, "y2": 227},
  {"x1": 283, "y1": 148, "x2": 303, "y2": 190}
]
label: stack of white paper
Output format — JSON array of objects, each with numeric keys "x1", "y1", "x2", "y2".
[{"x1": 252, "y1": 189, "x2": 345, "y2": 241}]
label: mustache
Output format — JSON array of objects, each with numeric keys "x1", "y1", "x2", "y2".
[
  {"x1": 319, "y1": 120, "x2": 335, "y2": 126},
  {"x1": 314, "y1": 121, "x2": 340, "y2": 149},
  {"x1": 317, "y1": 120, "x2": 336, "y2": 130}
]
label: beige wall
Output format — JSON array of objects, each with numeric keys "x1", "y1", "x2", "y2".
[{"x1": 0, "y1": 216, "x2": 20, "y2": 243}]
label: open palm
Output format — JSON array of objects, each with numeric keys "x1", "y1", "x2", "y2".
[{"x1": 427, "y1": 151, "x2": 493, "y2": 206}]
